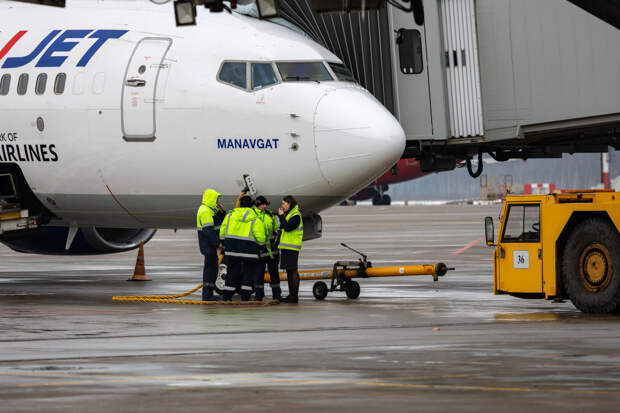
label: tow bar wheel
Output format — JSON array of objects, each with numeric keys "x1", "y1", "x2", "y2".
[
  {"x1": 344, "y1": 280, "x2": 361, "y2": 299},
  {"x1": 313, "y1": 281, "x2": 328, "y2": 300}
]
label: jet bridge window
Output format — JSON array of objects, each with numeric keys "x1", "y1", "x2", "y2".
[
  {"x1": 396, "y1": 29, "x2": 424, "y2": 74},
  {"x1": 251, "y1": 63, "x2": 278, "y2": 90},
  {"x1": 17, "y1": 74, "x2": 28, "y2": 95},
  {"x1": 328, "y1": 63, "x2": 356, "y2": 82},
  {"x1": 218, "y1": 62, "x2": 247, "y2": 89},
  {"x1": 0, "y1": 74, "x2": 10, "y2": 96},
  {"x1": 54, "y1": 73, "x2": 66, "y2": 95},
  {"x1": 276, "y1": 62, "x2": 333, "y2": 82},
  {"x1": 35, "y1": 73, "x2": 47, "y2": 95},
  {"x1": 501, "y1": 205, "x2": 541, "y2": 243}
]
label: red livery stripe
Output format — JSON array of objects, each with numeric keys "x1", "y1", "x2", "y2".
[{"x1": 0, "y1": 30, "x2": 28, "y2": 61}]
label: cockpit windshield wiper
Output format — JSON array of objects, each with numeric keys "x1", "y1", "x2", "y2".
[{"x1": 286, "y1": 76, "x2": 311, "y2": 80}]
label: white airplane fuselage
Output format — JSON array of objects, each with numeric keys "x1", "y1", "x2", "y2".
[{"x1": 0, "y1": 0, "x2": 405, "y2": 231}]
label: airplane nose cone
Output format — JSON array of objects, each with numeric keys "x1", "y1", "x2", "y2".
[{"x1": 314, "y1": 87, "x2": 406, "y2": 193}]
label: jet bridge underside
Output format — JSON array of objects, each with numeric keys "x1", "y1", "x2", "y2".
[{"x1": 405, "y1": 115, "x2": 620, "y2": 174}]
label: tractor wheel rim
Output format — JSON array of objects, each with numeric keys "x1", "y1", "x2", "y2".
[{"x1": 579, "y1": 243, "x2": 613, "y2": 292}]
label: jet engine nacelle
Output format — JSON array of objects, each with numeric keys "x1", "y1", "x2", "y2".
[{"x1": 0, "y1": 226, "x2": 156, "y2": 255}]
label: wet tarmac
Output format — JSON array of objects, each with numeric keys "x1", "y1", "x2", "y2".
[{"x1": 1, "y1": 204, "x2": 620, "y2": 412}]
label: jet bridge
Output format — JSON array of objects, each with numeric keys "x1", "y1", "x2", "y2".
[{"x1": 280, "y1": 0, "x2": 620, "y2": 176}]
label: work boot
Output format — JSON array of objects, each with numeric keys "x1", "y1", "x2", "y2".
[
  {"x1": 202, "y1": 287, "x2": 214, "y2": 302},
  {"x1": 272, "y1": 289, "x2": 281, "y2": 301},
  {"x1": 241, "y1": 293, "x2": 252, "y2": 302},
  {"x1": 280, "y1": 295, "x2": 298, "y2": 304}
]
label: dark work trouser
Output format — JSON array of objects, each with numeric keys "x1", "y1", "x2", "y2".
[
  {"x1": 251, "y1": 259, "x2": 266, "y2": 301},
  {"x1": 286, "y1": 269, "x2": 300, "y2": 299},
  {"x1": 267, "y1": 255, "x2": 281, "y2": 297},
  {"x1": 253, "y1": 255, "x2": 281, "y2": 300},
  {"x1": 223, "y1": 257, "x2": 254, "y2": 301},
  {"x1": 202, "y1": 253, "x2": 218, "y2": 300}
]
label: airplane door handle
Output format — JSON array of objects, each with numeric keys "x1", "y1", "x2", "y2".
[{"x1": 126, "y1": 79, "x2": 146, "y2": 87}]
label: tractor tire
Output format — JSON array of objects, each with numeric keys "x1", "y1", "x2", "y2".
[
  {"x1": 344, "y1": 280, "x2": 361, "y2": 299},
  {"x1": 561, "y1": 218, "x2": 620, "y2": 313},
  {"x1": 313, "y1": 281, "x2": 329, "y2": 300}
]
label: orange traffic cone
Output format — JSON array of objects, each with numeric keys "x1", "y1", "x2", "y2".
[{"x1": 128, "y1": 242, "x2": 150, "y2": 281}]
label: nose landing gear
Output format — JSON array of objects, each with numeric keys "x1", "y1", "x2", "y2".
[{"x1": 372, "y1": 184, "x2": 391, "y2": 206}]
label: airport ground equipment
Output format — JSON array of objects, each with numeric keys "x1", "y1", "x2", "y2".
[
  {"x1": 484, "y1": 190, "x2": 620, "y2": 313},
  {"x1": 0, "y1": 173, "x2": 38, "y2": 235},
  {"x1": 264, "y1": 243, "x2": 453, "y2": 300},
  {"x1": 280, "y1": 0, "x2": 620, "y2": 174}
]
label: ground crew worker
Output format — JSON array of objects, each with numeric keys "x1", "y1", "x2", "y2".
[
  {"x1": 252, "y1": 196, "x2": 281, "y2": 301},
  {"x1": 196, "y1": 189, "x2": 226, "y2": 301},
  {"x1": 219, "y1": 195, "x2": 266, "y2": 301},
  {"x1": 278, "y1": 195, "x2": 303, "y2": 303}
]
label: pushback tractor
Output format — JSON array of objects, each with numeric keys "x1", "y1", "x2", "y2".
[{"x1": 484, "y1": 190, "x2": 620, "y2": 313}]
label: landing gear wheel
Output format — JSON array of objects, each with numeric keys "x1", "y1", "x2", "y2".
[
  {"x1": 344, "y1": 280, "x2": 361, "y2": 299},
  {"x1": 313, "y1": 281, "x2": 328, "y2": 300},
  {"x1": 214, "y1": 263, "x2": 227, "y2": 295},
  {"x1": 372, "y1": 195, "x2": 382, "y2": 206},
  {"x1": 561, "y1": 218, "x2": 620, "y2": 313},
  {"x1": 382, "y1": 195, "x2": 391, "y2": 206}
]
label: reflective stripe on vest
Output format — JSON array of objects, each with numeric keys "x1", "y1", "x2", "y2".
[{"x1": 225, "y1": 251, "x2": 260, "y2": 259}]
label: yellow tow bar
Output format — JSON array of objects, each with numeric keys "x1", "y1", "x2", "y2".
[
  {"x1": 268, "y1": 243, "x2": 453, "y2": 300},
  {"x1": 268, "y1": 263, "x2": 449, "y2": 282}
]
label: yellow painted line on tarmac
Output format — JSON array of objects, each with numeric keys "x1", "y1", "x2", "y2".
[
  {"x1": 354, "y1": 381, "x2": 620, "y2": 395},
  {"x1": 375, "y1": 373, "x2": 484, "y2": 381},
  {"x1": 0, "y1": 371, "x2": 80, "y2": 378},
  {"x1": 19, "y1": 379, "x2": 135, "y2": 388},
  {"x1": 7, "y1": 370, "x2": 620, "y2": 395}
]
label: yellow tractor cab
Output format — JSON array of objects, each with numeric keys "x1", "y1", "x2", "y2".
[{"x1": 484, "y1": 190, "x2": 620, "y2": 313}]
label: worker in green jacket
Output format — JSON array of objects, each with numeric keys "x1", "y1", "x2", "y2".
[{"x1": 252, "y1": 196, "x2": 281, "y2": 301}]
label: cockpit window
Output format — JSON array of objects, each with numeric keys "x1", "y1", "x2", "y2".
[
  {"x1": 219, "y1": 62, "x2": 247, "y2": 89},
  {"x1": 276, "y1": 62, "x2": 333, "y2": 82},
  {"x1": 329, "y1": 62, "x2": 356, "y2": 82},
  {"x1": 252, "y1": 63, "x2": 278, "y2": 90}
]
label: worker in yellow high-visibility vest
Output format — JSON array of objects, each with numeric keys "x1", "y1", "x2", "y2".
[
  {"x1": 219, "y1": 195, "x2": 266, "y2": 301},
  {"x1": 252, "y1": 196, "x2": 281, "y2": 301},
  {"x1": 196, "y1": 189, "x2": 225, "y2": 301},
  {"x1": 277, "y1": 195, "x2": 303, "y2": 303}
]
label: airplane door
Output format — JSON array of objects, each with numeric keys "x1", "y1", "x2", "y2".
[
  {"x1": 121, "y1": 37, "x2": 172, "y2": 141},
  {"x1": 497, "y1": 204, "x2": 543, "y2": 294}
]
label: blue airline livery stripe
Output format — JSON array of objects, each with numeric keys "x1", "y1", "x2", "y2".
[{"x1": 0, "y1": 30, "x2": 129, "y2": 69}]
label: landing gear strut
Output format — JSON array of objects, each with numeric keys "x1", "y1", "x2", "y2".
[{"x1": 372, "y1": 184, "x2": 391, "y2": 206}]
